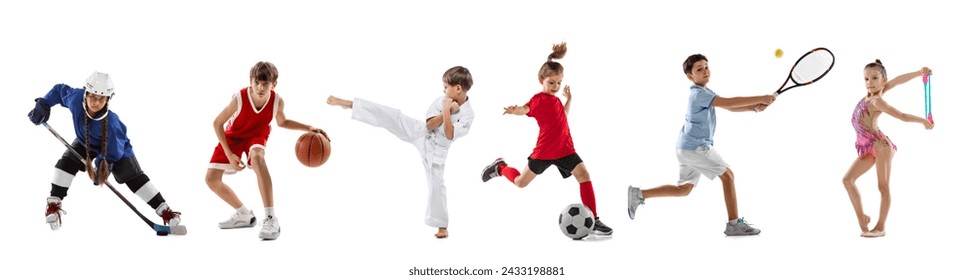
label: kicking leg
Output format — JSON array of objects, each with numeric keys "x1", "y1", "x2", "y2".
[
  {"x1": 506, "y1": 164, "x2": 538, "y2": 188},
  {"x1": 483, "y1": 157, "x2": 539, "y2": 188},
  {"x1": 349, "y1": 98, "x2": 427, "y2": 143}
]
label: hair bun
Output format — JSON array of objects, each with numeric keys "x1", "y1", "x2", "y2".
[{"x1": 874, "y1": 59, "x2": 883, "y2": 65}]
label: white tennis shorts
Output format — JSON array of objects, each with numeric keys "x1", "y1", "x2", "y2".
[{"x1": 676, "y1": 146, "x2": 730, "y2": 186}]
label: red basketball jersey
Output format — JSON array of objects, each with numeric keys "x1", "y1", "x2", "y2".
[{"x1": 225, "y1": 87, "x2": 277, "y2": 140}]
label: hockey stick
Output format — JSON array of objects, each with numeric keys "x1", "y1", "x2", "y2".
[{"x1": 41, "y1": 122, "x2": 186, "y2": 236}]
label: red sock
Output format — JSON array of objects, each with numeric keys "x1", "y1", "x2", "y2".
[
  {"x1": 579, "y1": 181, "x2": 598, "y2": 217},
  {"x1": 500, "y1": 164, "x2": 520, "y2": 183}
]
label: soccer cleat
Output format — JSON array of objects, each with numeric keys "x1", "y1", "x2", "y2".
[
  {"x1": 481, "y1": 158, "x2": 506, "y2": 182},
  {"x1": 218, "y1": 210, "x2": 257, "y2": 229},
  {"x1": 592, "y1": 217, "x2": 613, "y2": 235}
]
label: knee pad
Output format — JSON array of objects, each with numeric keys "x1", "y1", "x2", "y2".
[
  {"x1": 112, "y1": 157, "x2": 146, "y2": 184},
  {"x1": 55, "y1": 156, "x2": 85, "y2": 175}
]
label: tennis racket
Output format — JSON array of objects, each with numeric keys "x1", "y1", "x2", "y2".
[
  {"x1": 774, "y1": 47, "x2": 835, "y2": 97},
  {"x1": 923, "y1": 73, "x2": 933, "y2": 124}
]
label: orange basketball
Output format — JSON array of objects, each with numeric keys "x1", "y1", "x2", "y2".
[{"x1": 295, "y1": 132, "x2": 330, "y2": 167}]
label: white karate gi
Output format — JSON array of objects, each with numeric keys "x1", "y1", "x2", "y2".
[{"x1": 351, "y1": 97, "x2": 474, "y2": 228}]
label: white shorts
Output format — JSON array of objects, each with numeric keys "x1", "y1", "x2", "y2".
[{"x1": 676, "y1": 146, "x2": 729, "y2": 186}]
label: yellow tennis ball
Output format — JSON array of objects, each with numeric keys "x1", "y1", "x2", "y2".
[{"x1": 775, "y1": 48, "x2": 784, "y2": 58}]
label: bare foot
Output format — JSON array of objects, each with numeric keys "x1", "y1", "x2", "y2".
[
  {"x1": 327, "y1": 96, "x2": 352, "y2": 109},
  {"x1": 435, "y1": 227, "x2": 448, "y2": 239},
  {"x1": 858, "y1": 214, "x2": 871, "y2": 233},
  {"x1": 861, "y1": 229, "x2": 885, "y2": 238}
]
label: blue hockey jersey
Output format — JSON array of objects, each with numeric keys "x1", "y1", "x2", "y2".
[{"x1": 40, "y1": 84, "x2": 135, "y2": 164}]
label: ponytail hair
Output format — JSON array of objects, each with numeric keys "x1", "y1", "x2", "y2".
[
  {"x1": 538, "y1": 42, "x2": 568, "y2": 81},
  {"x1": 85, "y1": 115, "x2": 110, "y2": 185},
  {"x1": 864, "y1": 59, "x2": 887, "y2": 78}
]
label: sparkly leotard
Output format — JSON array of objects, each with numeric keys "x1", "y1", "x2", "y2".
[{"x1": 852, "y1": 97, "x2": 897, "y2": 158}]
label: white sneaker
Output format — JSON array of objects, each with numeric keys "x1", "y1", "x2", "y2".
[
  {"x1": 627, "y1": 185, "x2": 644, "y2": 220},
  {"x1": 259, "y1": 216, "x2": 280, "y2": 240},
  {"x1": 724, "y1": 217, "x2": 761, "y2": 236},
  {"x1": 45, "y1": 196, "x2": 65, "y2": 230},
  {"x1": 218, "y1": 210, "x2": 256, "y2": 229}
]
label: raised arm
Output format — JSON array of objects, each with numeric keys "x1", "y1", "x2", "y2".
[
  {"x1": 442, "y1": 101, "x2": 458, "y2": 141},
  {"x1": 429, "y1": 97, "x2": 456, "y2": 140},
  {"x1": 872, "y1": 97, "x2": 933, "y2": 129},
  {"x1": 426, "y1": 115, "x2": 444, "y2": 131},
  {"x1": 881, "y1": 67, "x2": 931, "y2": 96},
  {"x1": 562, "y1": 85, "x2": 573, "y2": 115},
  {"x1": 425, "y1": 97, "x2": 448, "y2": 132},
  {"x1": 29, "y1": 84, "x2": 84, "y2": 125},
  {"x1": 39, "y1": 84, "x2": 77, "y2": 108}
]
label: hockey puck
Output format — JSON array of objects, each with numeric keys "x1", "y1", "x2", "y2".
[{"x1": 156, "y1": 231, "x2": 169, "y2": 236}]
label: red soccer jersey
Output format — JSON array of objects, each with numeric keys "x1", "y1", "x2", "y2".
[
  {"x1": 225, "y1": 87, "x2": 277, "y2": 140},
  {"x1": 525, "y1": 92, "x2": 575, "y2": 160}
]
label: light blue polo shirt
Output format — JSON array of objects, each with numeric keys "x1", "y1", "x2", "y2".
[{"x1": 676, "y1": 85, "x2": 717, "y2": 150}]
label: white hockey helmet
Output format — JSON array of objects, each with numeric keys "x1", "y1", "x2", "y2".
[
  {"x1": 84, "y1": 71, "x2": 114, "y2": 98},
  {"x1": 83, "y1": 71, "x2": 114, "y2": 121}
]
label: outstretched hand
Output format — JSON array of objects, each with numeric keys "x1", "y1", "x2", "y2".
[
  {"x1": 562, "y1": 85, "x2": 572, "y2": 99},
  {"x1": 326, "y1": 95, "x2": 352, "y2": 109},
  {"x1": 503, "y1": 105, "x2": 518, "y2": 115}
]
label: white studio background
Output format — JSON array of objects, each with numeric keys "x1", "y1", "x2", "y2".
[{"x1": 1, "y1": 0, "x2": 970, "y2": 279}]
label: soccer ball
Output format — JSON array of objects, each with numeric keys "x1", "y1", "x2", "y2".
[{"x1": 558, "y1": 203, "x2": 594, "y2": 240}]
